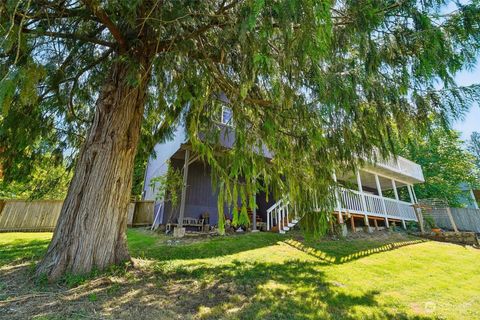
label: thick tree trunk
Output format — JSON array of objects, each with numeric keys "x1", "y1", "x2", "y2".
[{"x1": 36, "y1": 57, "x2": 151, "y2": 281}]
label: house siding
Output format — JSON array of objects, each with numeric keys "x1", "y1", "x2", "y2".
[{"x1": 162, "y1": 159, "x2": 275, "y2": 226}]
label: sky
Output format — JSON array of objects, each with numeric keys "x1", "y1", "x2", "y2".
[{"x1": 452, "y1": 64, "x2": 480, "y2": 142}]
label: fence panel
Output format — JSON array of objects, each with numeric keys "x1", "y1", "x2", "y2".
[
  {"x1": 451, "y1": 208, "x2": 480, "y2": 233},
  {"x1": 430, "y1": 208, "x2": 480, "y2": 232},
  {"x1": 0, "y1": 200, "x2": 63, "y2": 232},
  {"x1": 131, "y1": 201, "x2": 154, "y2": 226},
  {"x1": 0, "y1": 200, "x2": 154, "y2": 232}
]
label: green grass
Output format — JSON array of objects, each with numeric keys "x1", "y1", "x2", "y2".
[
  {"x1": 0, "y1": 232, "x2": 51, "y2": 267},
  {"x1": 1, "y1": 230, "x2": 480, "y2": 319}
]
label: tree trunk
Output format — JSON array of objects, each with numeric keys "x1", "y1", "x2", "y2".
[{"x1": 36, "y1": 57, "x2": 151, "y2": 281}]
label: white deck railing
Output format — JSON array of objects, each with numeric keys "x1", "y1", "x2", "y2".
[
  {"x1": 266, "y1": 188, "x2": 417, "y2": 233},
  {"x1": 338, "y1": 188, "x2": 417, "y2": 221},
  {"x1": 266, "y1": 199, "x2": 300, "y2": 233},
  {"x1": 371, "y1": 150, "x2": 424, "y2": 181}
]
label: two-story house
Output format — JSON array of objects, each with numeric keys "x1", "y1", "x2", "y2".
[{"x1": 143, "y1": 115, "x2": 424, "y2": 235}]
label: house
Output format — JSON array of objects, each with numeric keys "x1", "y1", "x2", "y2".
[
  {"x1": 143, "y1": 117, "x2": 425, "y2": 235},
  {"x1": 458, "y1": 183, "x2": 480, "y2": 209}
]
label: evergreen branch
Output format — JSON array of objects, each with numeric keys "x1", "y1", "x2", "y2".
[
  {"x1": 82, "y1": 0, "x2": 127, "y2": 52},
  {"x1": 154, "y1": 1, "x2": 240, "y2": 54},
  {"x1": 21, "y1": 28, "x2": 115, "y2": 47},
  {"x1": 67, "y1": 47, "x2": 114, "y2": 122},
  {"x1": 14, "y1": 7, "x2": 92, "y2": 21}
]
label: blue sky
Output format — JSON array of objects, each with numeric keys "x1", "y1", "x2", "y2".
[{"x1": 452, "y1": 64, "x2": 480, "y2": 142}]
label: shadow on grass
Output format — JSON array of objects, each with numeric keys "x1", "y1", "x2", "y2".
[
  {"x1": 0, "y1": 238, "x2": 50, "y2": 267},
  {"x1": 0, "y1": 231, "x2": 436, "y2": 319},
  {"x1": 1, "y1": 259, "x2": 436, "y2": 319},
  {"x1": 128, "y1": 230, "x2": 287, "y2": 261},
  {"x1": 284, "y1": 238, "x2": 428, "y2": 264},
  {"x1": 128, "y1": 229, "x2": 428, "y2": 266},
  {"x1": 144, "y1": 258, "x2": 432, "y2": 319}
]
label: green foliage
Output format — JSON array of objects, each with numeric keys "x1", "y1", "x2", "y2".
[
  {"x1": 402, "y1": 128, "x2": 480, "y2": 207},
  {"x1": 406, "y1": 221, "x2": 419, "y2": 232},
  {"x1": 0, "y1": 154, "x2": 71, "y2": 199},
  {"x1": 1, "y1": 0, "x2": 480, "y2": 235},
  {"x1": 423, "y1": 214, "x2": 437, "y2": 229},
  {"x1": 149, "y1": 162, "x2": 183, "y2": 207},
  {"x1": 468, "y1": 131, "x2": 480, "y2": 170}
]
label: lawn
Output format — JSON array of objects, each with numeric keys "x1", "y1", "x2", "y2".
[{"x1": 0, "y1": 230, "x2": 479, "y2": 319}]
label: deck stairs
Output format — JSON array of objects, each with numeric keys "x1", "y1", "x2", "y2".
[{"x1": 266, "y1": 198, "x2": 301, "y2": 234}]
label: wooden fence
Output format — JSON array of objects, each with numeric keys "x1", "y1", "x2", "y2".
[
  {"x1": 429, "y1": 207, "x2": 480, "y2": 233},
  {"x1": 0, "y1": 200, "x2": 154, "y2": 232},
  {"x1": 129, "y1": 201, "x2": 154, "y2": 227},
  {"x1": 0, "y1": 200, "x2": 63, "y2": 232}
]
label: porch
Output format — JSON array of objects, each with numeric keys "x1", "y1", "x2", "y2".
[{"x1": 267, "y1": 168, "x2": 420, "y2": 233}]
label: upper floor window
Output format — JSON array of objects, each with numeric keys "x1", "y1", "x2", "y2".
[{"x1": 220, "y1": 106, "x2": 233, "y2": 126}]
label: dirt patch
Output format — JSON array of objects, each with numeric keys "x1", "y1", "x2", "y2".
[
  {"x1": 0, "y1": 258, "x2": 253, "y2": 320},
  {"x1": 134, "y1": 227, "x2": 250, "y2": 246}
]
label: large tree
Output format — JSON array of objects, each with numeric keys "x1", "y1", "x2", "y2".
[{"x1": 1, "y1": 1, "x2": 480, "y2": 280}]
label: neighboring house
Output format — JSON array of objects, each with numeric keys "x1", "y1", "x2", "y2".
[
  {"x1": 143, "y1": 116, "x2": 425, "y2": 234},
  {"x1": 458, "y1": 183, "x2": 480, "y2": 209}
]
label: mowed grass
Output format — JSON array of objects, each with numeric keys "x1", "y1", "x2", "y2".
[
  {"x1": 0, "y1": 232, "x2": 52, "y2": 267},
  {"x1": 1, "y1": 230, "x2": 479, "y2": 319}
]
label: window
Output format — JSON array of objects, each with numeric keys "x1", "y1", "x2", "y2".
[{"x1": 220, "y1": 106, "x2": 233, "y2": 126}]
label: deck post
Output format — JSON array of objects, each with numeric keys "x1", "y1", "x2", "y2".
[
  {"x1": 339, "y1": 221, "x2": 348, "y2": 237},
  {"x1": 266, "y1": 209, "x2": 270, "y2": 231},
  {"x1": 374, "y1": 174, "x2": 389, "y2": 228},
  {"x1": 391, "y1": 179, "x2": 402, "y2": 221},
  {"x1": 175, "y1": 149, "x2": 190, "y2": 237},
  {"x1": 407, "y1": 185, "x2": 415, "y2": 204},
  {"x1": 391, "y1": 179, "x2": 399, "y2": 200},
  {"x1": 332, "y1": 171, "x2": 344, "y2": 224},
  {"x1": 356, "y1": 170, "x2": 372, "y2": 233},
  {"x1": 411, "y1": 185, "x2": 418, "y2": 203},
  {"x1": 252, "y1": 178, "x2": 258, "y2": 232}
]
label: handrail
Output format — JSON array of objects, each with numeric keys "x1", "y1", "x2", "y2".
[
  {"x1": 367, "y1": 148, "x2": 424, "y2": 181},
  {"x1": 266, "y1": 198, "x2": 294, "y2": 232},
  {"x1": 266, "y1": 199, "x2": 283, "y2": 214},
  {"x1": 342, "y1": 188, "x2": 411, "y2": 205},
  {"x1": 338, "y1": 187, "x2": 417, "y2": 221},
  {"x1": 267, "y1": 187, "x2": 417, "y2": 233}
]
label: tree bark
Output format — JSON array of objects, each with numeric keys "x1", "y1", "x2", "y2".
[{"x1": 36, "y1": 56, "x2": 151, "y2": 281}]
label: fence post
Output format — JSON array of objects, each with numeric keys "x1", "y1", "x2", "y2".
[
  {"x1": 445, "y1": 207, "x2": 459, "y2": 232},
  {"x1": 413, "y1": 205, "x2": 425, "y2": 233}
]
